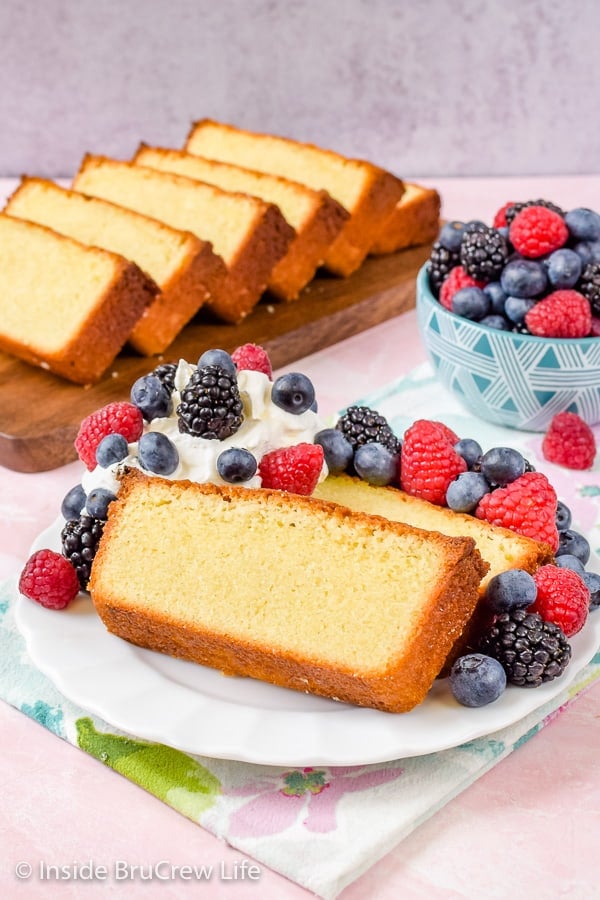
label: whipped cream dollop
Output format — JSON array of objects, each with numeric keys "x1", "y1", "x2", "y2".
[{"x1": 82, "y1": 361, "x2": 329, "y2": 495}]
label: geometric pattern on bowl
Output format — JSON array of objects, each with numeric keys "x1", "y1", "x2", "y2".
[{"x1": 416, "y1": 267, "x2": 600, "y2": 431}]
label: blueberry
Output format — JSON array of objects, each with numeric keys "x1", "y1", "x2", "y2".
[
  {"x1": 95, "y1": 433, "x2": 129, "y2": 468},
  {"x1": 504, "y1": 296, "x2": 536, "y2": 325},
  {"x1": 500, "y1": 258, "x2": 547, "y2": 298},
  {"x1": 85, "y1": 487, "x2": 117, "y2": 520},
  {"x1": 555, "y1": 554, "x2": 585, "y2": 574},
  {"x1": 452, "y1": 286, "x2": 491, "y2": 321},
  {"x1": 314, "y1": 428, "x2": 354, "y2": 474},
  {"x1": 446, "y1": 471, "x2": 490, "y2": 512},
  {"x1": 197, "y1": 349, "x2": 236, "y2": 376},
  {"x1": 137, "y1": 432, "x2": 179, "y2": 475},
  {"x1": 573, "y1": 240, "x2": 600, "y2": 267},
  {"x1": 480, "y1": 447, "x2": 526, "y2": 486},
  {"x1": 454, "y1": 438, "x2": 483, "y2": 469},
  {"x1": 545, "y1": 248, "x2": 582, "y2": 288},
  {"x1": 131, "y1": 374, "x2": 173, "y2": 421},
  {"x1": 438, "y1": 220, "x2": 467, "y2": 252},
  {"x1": 480, "y1": 314, "x2": 510, "y2": 330},
  {"x1": 485, "y1": 569, "x2": 537, "y2": 613},
  {"x1": 353, "y1": 442, "x2": 398, "y2": 486},
  {"x1": 555, "y1": 500, "x2": 572, "y2": 532},
  {"x1": 216, "y1": 447, "x2": 257, "y2": 483},
  {"x1": 483, "y1": 282, "x2": 507, "y2": 314},
  {"x1": 61, "y1": 484, "x2": 86, "y2": 520},
  {"x1": 556, "y1": 529, "x2": 591, "y2": 564},
  {"x1": 449, "y1": 654, "x2": 507, "y2": 707},
  {"x1": 565, "y1": 207, "x2": 600, "y2": 242},
  {"x1": 582, "y1": 571, "x2": 600, "y2": 609},
  {"x1": 271, "y1": 373, "x2": 315, "y2": 415}
]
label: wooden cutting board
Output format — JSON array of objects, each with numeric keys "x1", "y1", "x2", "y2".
[{"x1": 0, "y1": 244, "x2": 430, "y2": 473}]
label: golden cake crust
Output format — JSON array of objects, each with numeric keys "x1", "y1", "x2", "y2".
[
  {"x1": 133, "y1": 145, "x2": 350, "y2": 301},
  {"x1": 4, "y1": 176, "x2": 228, "y2": 357},
  {"x1": 129, "y1": 235, "x2": 228, "y2": 354},
  {"x1": 73, "y1": 155, "x2": 295, "y2": 325},
  {"x1": 185, "y1": 119, "x2": 406, "y2": 277},
  {"x1": 370, "y1": 183, "x2": 441, "y2": 255},
  {"x1": 0, "y1": 215, "x2": 157, "y2": 383},
  {"x1": 89, "y1": 471, "x2": 489, "y2": 713}
]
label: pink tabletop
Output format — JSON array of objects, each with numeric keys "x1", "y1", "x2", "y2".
[{"x1": 2, "y1": 176, "x2": 600, "y2": 898}]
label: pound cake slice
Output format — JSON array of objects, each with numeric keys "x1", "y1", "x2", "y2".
[
  {"x1": 0, "y1": 214, "x2": 157, "y2": 383},
  {"x1": 369, "y1": 183, "x2": 441, "y2": 255},
  {"x1": 4, "y1": 178, "x2": 228, "y2": 355},
  {"x1": 314, "y1": 474, "x2": 554, "y2": 591},
  {"x1": 185, "y1": 119, "x2": 405, "y2": 277},
  {"x1": 73, "y1": 155, "x2": 294, "y2": 324},
  {"x1": 314, "y1": 474, "x2": 555, "y2": 666},
  {"x1": 133, "y1": 145, "x2": 349, "y2": 301},
  {"x1": 89, "y1": 471, "x2": 488, "y2": 713}
]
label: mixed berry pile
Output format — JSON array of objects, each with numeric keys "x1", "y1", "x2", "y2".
[
  {"x1": 427, "y1": 199, "x2": 600, "y2": 338},
  {"x1": 17, "y1": 344, "x2": 599, "y2": 712},
  {"x1": 318, "y1": 407, "x2": 598, "y2": 707}
]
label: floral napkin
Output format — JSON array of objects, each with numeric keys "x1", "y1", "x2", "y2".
[{"x1": 3, "y1": 363, "x2": 600, "y2": 900}]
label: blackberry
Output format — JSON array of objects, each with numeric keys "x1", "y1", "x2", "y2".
[
  {"x1": 579, "y1": 261, "x2": 600, "y2": 316},
  {"x1": 152, "y1": 362, "x2": 177, "y2": 393},
  {"x1": 504, "y1": 198, "x2": 565, "y2": 226},
  {"x1": 460, "y1": 225, "x2": 508, "y2": 282},
  {"x1": 335, "y1": 406, "x2": 400, "y2": 454},
  {"x1": 427, "y1": 241, "x2": 460, "y2": 295},
  {"x1": 479, "y1": 609, "x2": 571, "y2": 688},
  {"x1": 61, "y1": 514, "x2": 105, "y2": 590},
  {"x1": 177, "y1": 364, "x2": 243, "y2": 440}
]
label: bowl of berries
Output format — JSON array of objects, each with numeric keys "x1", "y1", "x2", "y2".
[{"x1": 416, "y1": 200, "x2": 600, "y2": 431}]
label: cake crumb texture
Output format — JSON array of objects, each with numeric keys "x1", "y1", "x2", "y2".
[{"x1": 89, "y1": 471, "x2": 489, "y2": 713}]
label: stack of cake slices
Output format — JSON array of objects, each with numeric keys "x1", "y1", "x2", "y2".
[{"x1": 0, "y1": 119, "x2": 440, "y2": 384}]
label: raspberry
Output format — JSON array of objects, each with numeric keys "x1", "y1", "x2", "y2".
[
  {"x1": 524, "y1": 290, "x2": 592, "y2": 338},
  {"x1": 509, "y1": 206, "x2": 569, "y2": 258},
  {"x1": 439, "y1": 266, "x2": 485, "y2": 311},
  {"x1": 400, "y1": 419, "x2": 467, "y2": 505},
  {"x1": 231, "y1": 343, "x2": 273, "y2": 378},
  {"x1": 258, "y1": 443, "x2": 324, "y2": 495},
  {"x1": 75, "y1": 402, "x2": 143, "y2": 471},
  {"x1": 19, "y1": 549, "x2": 80, "y2": 610},
  {"x1": 492, "y1": 201, "x2": 516, "y2": 229},
  {"x1": 542, "y1": 411, "x2": 597, "y2": 470},
  {"x1": 591, "y1": 317, "x2": 600, "y2": 337},
  {"x1": 530, "y1": 565, "x2": 590, "y2": 637},
  {"x1": 475, "y1": 471, "x2": 559, "y2": 551}
]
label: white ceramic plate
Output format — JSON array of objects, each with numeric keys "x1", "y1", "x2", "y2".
[{"x1": 14, "y1": 518, "x2": 600, "y2": 766}]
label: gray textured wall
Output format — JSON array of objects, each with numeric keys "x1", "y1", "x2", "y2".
[{"x1": 1, "y1": 0, "x2": 599, "y2": 178}]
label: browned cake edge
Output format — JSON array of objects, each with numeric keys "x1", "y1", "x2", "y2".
[
  {"x1": 208, "y1": 202, "x2": 295, "y2": 323},
  {"x1": 185, "y1": 119, "x2": 406, "y2": 279},
  {"x1": 89, "y1": 472, "x2": 488, "y2": 713},
  {"x1": 128, "y1": 237, "x2": 229, "y2": 355},
  {"x1": 370, "y1": 184, "x2": 442, "y2": 255},
  {"x1": 268, "y1": 191, "x2": 350, "y2": 301},
  {"x1": 322, "y1": 169, "x2": 406, "y2": 277},
  {"x1": 0, "y1": 220, "x2": 158, "y2": 384}
]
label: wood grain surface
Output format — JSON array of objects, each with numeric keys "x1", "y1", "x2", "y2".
[{"x1": 0, "y1": 244, "x2": 430, "y2": 473}]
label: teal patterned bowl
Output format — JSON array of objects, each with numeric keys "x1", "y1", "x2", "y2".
[{"x1": 416, "y1": 265, "x2": 600, "y2": 431}]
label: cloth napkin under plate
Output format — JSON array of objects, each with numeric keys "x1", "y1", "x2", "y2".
[{"x1": 3, "y1": 363, "x2": 600, "y2": 899}]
